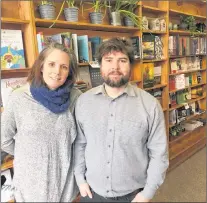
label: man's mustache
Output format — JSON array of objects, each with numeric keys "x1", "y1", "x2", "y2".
[{"x1": 109, "y1": 71, "x2": 122, "y2": 75}]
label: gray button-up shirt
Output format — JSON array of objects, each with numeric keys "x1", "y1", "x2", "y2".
[{"x1": 74, "y1": 83, "x2": 169, "y2": 200}]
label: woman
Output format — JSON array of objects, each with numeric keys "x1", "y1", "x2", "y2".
[{"x1": 1, "y1": 43, "x2": 82, "y2": 202}]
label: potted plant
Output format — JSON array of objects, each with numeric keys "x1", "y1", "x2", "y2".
[
  {"x1": 64, "y1": 0, "x2": 79, "y2": 22},
  {"x1": 38, "y1": 0, "x2": 56, "y2": 20},
  {"x1": 180, "y1": 15, "x2": 197, "y2": 33},
  {"x1": 108, "y1": 0, "x2": 141, "y2": 27},
  {"x1": 81, "y1": 0, "x2": 107, "y2": 24}
]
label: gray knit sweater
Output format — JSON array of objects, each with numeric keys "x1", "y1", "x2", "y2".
[{"x1": 1, "y1": 83, "x2": 82, "y2": 202}]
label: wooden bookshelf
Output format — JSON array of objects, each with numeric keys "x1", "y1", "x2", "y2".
[
  {"x1": 169, "y1": 69, "x2": 206, "y2": 76},
  {"x1": 170, "y1": 55, "x2": 206, "y2": 59},
  {"x1": 169, "y1": 95, "x2": 206, "y2": 111},
  {"x1": 142, "y1": 5, "x2": 167, "y2": 13},
  {"x1": 142, "y1": 58, "x2": 167, "y2": 63},
  {"x1": 1, "y1": 17, "x2": 30, "y2": 24},
  {"x1": 144, "y1": 83, "x2": 167, "y2": 91},
  {"x1": 142, "y1": 30, "x2": 167, "y2": 34},
  {"x1": 169, "y1": 82, "x2": 207, "y2": 93},
  {"x1": 1, "y1": 68, "x2": 31, "y2": 79},
  {"x1": 169, "y1": 111, "x2": 206, "y2": 128},
  {"x1": 169, "y1": 30, "x2": 206, "y2": 36},
  {"x1": 169, "y1": 125, "x2": 206, "y2": 162},
  {"x1": 169, "y1": 9, "x2": 206, "y2": 20},
  {"x1": 35, "y1": 18, "x2": 140, "y2": 33},
  {"x1": 1, "y1": 0, "x2": 206, "y2": 179}
]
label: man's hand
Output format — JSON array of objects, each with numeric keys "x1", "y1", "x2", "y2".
[
  {"x1": 131, "y1": 192, "x2": 150, "y2": 202},
  {"x1": 79, "y1": 183, "x2": 92, "y2": 198}
]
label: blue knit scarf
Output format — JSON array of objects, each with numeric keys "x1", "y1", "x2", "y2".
[{"x1": 30, "y1": 81, "x2": 73, "y2": 114}]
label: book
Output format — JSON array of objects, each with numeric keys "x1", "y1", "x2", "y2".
[
  {"x1": 175, "y1": 74, "x2": 185, "y2": 90},
  {"x1": 88, "y1": 37, "x2": 102, "y2": 62},
  {"x1": 36, "y1": 32, "x2": 44, "y2": 53},
  {"x1": 77, "y1": 66, "x2": 92, "y2": 88},
  {"x1": 154, "y1": 65, "x2": 162, "y2": 85},
  {"x1": 155, "y1": 36, "x2": 164, "y2": 59},
  {"x1": 1, "y1": 29, "x2": 26, "y2": 69},
  {"x1": 143, "y1": 63, "x2": 154, "y2": 88},
  {"x1": 130, "y1": 36, "x2": 141, "y2": 59},
  {"x1": 1, "y1": 77, "x2": 27, "y2": 107},
  {"x1": 71, "y1": 33, "x2": 79, "y2": 62},
  {"x1": 49, "y1": 32, "x2": 72, "y2": 48},
  {"x1": 142, "y1": 34, "x2": 155, "y2": 59},
  {"x1": 191, "y1": 72, "x2": 198, "y2": 85},
  {"x1": 77, "y1": 35, "x2": 89, "y2": 63}
]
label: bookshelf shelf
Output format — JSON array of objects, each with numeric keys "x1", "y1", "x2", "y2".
[
  {"x1": 144, "y1": 84, "x2": 167, "y2": 91},
  {"x1": 142, "y1": 30, "x2": 167, "y2": 34},
  {"x1": 169, "y1": 54, "x2": 206, "y2": 59},
  {"x1": 169, "y1": 125, "x2": 206, "y2": 161},
  {"x1": 169, "y1": 9, "x2": 206, "y2": 20},
  {"x1": 142, "y1": 58, "x2": 167, "y2": 63},
  {"x1": 169, "y1": 125, "x2": 205, "y2": 145},
  {"x1": 169, "y1": 95, "x2": 206, "y2": 111},
  {"x1": 169, "y1": 69, "x2": 206, "y2": 76},
  {"x1": 1, "y1": 68, "x2": 31, "y2": 79},
  {"x1": 78, "y1": 63, "x2": 90, "y2": 66},
  {"x1": 169, "y1": 83, "x2": 207, "y2": 93},
  {"x1": 142, "y1": 5, "x2": 167, "y2": 13},
  {"x1": 130, "y1": 80, "x2": 142, "y2": 84},
  {"x1": 1, "y1": 17, "x2": 30, "y2": 24},
  {"x1": 169, "y1": 30, "x2": 206, "y2": 36},
  {"x1": 35, "y1": 18, "x2": 140, "y2": 33},
  {"x1": 169, "y1": 111, "x2": 206, "y2": 128},
  {"x1": 1, "y1": 68, "x2": 31, "y2": 74}
]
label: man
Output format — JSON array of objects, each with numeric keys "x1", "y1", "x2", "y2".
[{"x1": 74, "y1": 38, "x2": 169, "y2": 202}]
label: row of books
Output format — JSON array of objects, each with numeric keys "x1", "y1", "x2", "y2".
[
  {"x1": 170, "y1": 56, "x2": 202, "y2": 74},
  {"x1": 37, "y1": 32, "x2": 166, "y2": 62},
  {"x1": 169, "y1": 87, "x2": 204, "y2": 108},
  {"x1": 169, "y1": 72, "x2": 203, "y2": 91},
  {"x1": 37, "y1": 32, "x2": 141, "y2": 64},
  {"x1": 169, "y1": 101, "x2": 200, "y2": 125},
  {"x1": 169, "y1": 35, "x2": 206, "y2": 56}
]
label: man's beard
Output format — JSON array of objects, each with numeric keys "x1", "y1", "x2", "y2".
[{"x1": 101, "y1": 70, "x2": 130, "y2": 88}]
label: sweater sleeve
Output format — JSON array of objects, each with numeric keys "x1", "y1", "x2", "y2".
[{"x1": 1, "y1": 94, "x2": 17, "y2": 155}]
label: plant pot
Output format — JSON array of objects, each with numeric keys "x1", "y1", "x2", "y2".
[
  {"x1": 111, "y1": 11, "x2": 121, "y2": 26},
  {"x1": 89, "y1": 12, "x2": 103, "y2": 24},
  {"x1": 39, "y1": 4, "x2": 56, "y2": 20},
  {"x1": 124, "y1": 17, "x2": 134, "y2": 27},
  {"x1": 64, "y1": 7, "x2": 79, "y2": 22},
  {"x1": 179, "y1": 23, "x2": 188, "y2": 30}
]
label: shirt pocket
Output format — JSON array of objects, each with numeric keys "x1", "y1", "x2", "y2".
[{"x1": 119, "y1": 119, "x2": 148, "y2": 146}]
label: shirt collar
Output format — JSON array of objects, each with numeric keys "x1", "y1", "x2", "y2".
[{"x1": 92, "y1": 83, "x2": 137, "y2": 97}]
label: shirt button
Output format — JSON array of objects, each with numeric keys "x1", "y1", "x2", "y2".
[
  {"x1": 108, "y1": 145, "x2": 111, "y2": 148},
  {"x1": 107, "y1": 190, "x2": 109, "y2": 193},
  {"x1": 111, "y1": 114, "x2": 113, "y2": 117},
  {"x1": 109, "y1": 129, "x2": 112, "y2": 132},
  {"x1": 107, "y1": 161, "x2": 110, "y2": 164},
  {"x1": 106, "y1": 176, "x2": 109, "y2": 179}
]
